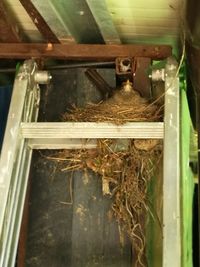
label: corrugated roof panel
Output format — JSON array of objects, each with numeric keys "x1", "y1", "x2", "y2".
[
  {"x1": 108, "y1": 7, "x2": 178, "y2": 19},
  {"x1": 3, "y1": 0, "x2": 183, "y2": 48},
  {"x1": 106, "y1": 0, "x2": 182, "y2": 46},
  {"x1": 113, "y1": 17, "x2": 179, "y2": 27},
  {"x1": 116, "y1": 25, "x2": 179, "y2": 36},
  {"x1": 106, "y1": 0, "x2": 180, "y2": 10}
]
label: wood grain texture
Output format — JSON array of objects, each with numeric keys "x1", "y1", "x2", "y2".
[
  {"x1": 0, "y1": 1, "x2": 21, "y2": 42},
  {"x1": 19, "y1": 0, "x2": 60, "y2": 43},
  {"x1": 0, "y1": 43, "x2": 172, "y2": 60}
]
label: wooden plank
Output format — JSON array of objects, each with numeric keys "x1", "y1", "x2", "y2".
[
  {"x1": 0, "y1": 43, "x2": 172, "y2": 60},
  {"x1": 0, "y1": 1, "x2": 21, "y2": 42},
  {"x1": 19, "y1": 0, "x2": 60, "y2": 43},
  {"x1": 85, "y1": 0, "x2": 121, "y2": 44}
]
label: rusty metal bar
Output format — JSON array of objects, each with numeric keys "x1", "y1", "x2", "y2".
[
  {"x1": 134, "y1": 57, "x2": 152, "y2": 98},
  {"x1": 19, "y1": 0, "x2": 60, "y2": 43},
  {"x1": 0, "y1": 43, "x2": 172, "y2": 60}
]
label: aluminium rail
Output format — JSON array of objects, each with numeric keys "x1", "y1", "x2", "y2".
[{"x1": 0, "y1": 59, "x2": 180, "y2": 267}]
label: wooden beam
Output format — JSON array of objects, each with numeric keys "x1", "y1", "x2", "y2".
[
  {"x1": 19, "y1": 0, "x2": 60, "y2": 43},
  {"x1": 0, "y1": 43, "x2": 172, "y2": 60},
  {"x1": 85, "y1": 0, "x2": 121, "y2": 44},
  {"x1": 0, "y1": 1, "x2": 21, "y2": 42}
]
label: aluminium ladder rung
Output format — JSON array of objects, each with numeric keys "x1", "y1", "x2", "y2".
[
  {"x1": 21, "y1": 122, "x2": 164, "y2": 139},
  {"x1": 21, "y1": 121, "x2": 164, "y2": 149}
]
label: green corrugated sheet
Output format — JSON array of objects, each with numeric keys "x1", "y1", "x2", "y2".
[
  {"x1": 180, "y1": 67, "x2": 194, "y2": 267},
  {"x1": 146, "y1": 166, "x2": 163, "y2": 267}
]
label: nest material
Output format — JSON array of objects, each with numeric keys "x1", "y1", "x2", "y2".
[
  {"x1": 52, "y1": 139, "x2": 162, "y2": 267},
  {"x1": 62, "y1": 85, "x2": 163, "y2": 124},
  {"x1": 53, "y1": 84, "x2": 163, "y2": 267}
]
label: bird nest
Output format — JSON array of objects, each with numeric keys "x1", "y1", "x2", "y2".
[
  {"x1": 62, "y1": 81, "x2": 163, "y2": 124},
  {"x1": 50, "y1": 83, "x2": 163, "y2": 267}
]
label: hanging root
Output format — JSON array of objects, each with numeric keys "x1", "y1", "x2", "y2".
[{"x1": 47, "y1": 139, "x2": 162, "y2": 266}]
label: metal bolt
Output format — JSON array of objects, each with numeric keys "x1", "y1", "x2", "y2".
[
  {"x1": 151, "y1": 68, "x2": 165, "y2": 82},
  {"x1": 34, "y1": 71, "x2": 52, "y2": 84}
]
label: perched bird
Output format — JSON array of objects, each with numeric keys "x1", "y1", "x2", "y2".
[{"x1": 111, "y1": 79, "x2": 147, "y2": 105}]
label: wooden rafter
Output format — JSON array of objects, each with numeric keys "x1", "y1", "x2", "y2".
[
  {"x1": 19, "y1": 0, "x2": 60, "y2": 43},
  {"x1": 0, "y1": 43, "x2": 172, "y2": 60},
  {"x1": 0, "y1": 1, "x2": 21, "y2": 43},
  {"x1": 29, "y1": 1, "x2": 75, "y2": 44}
]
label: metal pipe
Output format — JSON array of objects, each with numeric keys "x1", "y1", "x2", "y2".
[
  {"x1": 0, "y1": 62, "x2": 115, "y2": 74},
  {"x1": 46, "y1": 61, "x2": 115, "y2": 70},
  {"x1": 0, "y1": 68, "x2": 16, "y2": 73}
]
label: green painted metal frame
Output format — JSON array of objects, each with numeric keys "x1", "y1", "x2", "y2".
[{"x1": 180, "y1": 69, "x2": 195, "y2": 267}]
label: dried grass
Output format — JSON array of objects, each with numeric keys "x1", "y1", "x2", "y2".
[{"x1": 62, "y1": 86, "x2": 163, "y2": 124}]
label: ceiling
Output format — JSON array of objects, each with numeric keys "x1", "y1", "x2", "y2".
[{"x1": 2, "y1": 0, "x2": 183, "y2": 51}]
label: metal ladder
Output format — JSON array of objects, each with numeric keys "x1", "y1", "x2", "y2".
[{"x1": 0, "y1": 59, "x2": 180, "y2": 267}]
